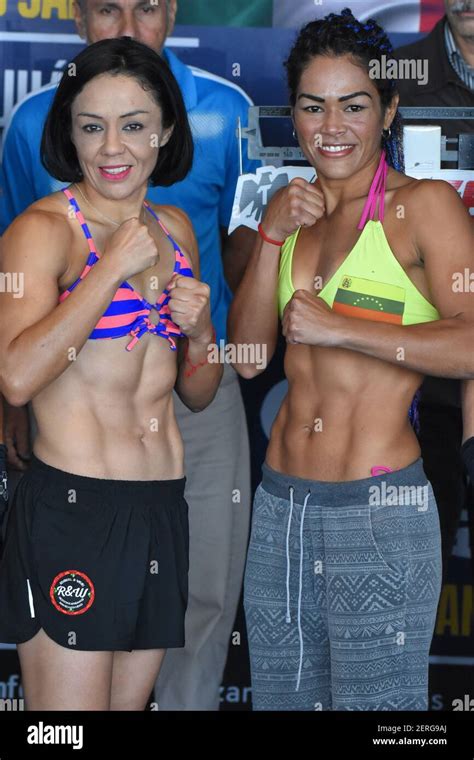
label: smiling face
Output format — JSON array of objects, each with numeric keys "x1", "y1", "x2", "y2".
[
  {"x1": 292, "y1": 54, "x2": 398, "y2": 179},
  {"x1": 70, "y1": 73, "x2": 173, "y2": 197},
  {"x1": 74, "y1": 0, "x2": 177, "y2": 55}
]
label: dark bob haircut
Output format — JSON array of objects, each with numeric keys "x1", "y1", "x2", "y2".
[{"x1": 41, "y1": 37, "x2": 194, "y2": 187}]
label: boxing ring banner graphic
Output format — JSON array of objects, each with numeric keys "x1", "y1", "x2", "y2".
[
  {"x1": 230, "y1": 167, "x2": 474, "y2": 235},
  {"x1": 0, "y1": 0, "x2": 472, "y2": 711}
]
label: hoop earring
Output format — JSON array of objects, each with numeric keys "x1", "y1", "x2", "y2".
[
  {"x1": 382, "y1": 126, "x2": 392, "y2": 139},
  {"x1": 292, "y1": 128, "x2": 297, "y2": 140}
]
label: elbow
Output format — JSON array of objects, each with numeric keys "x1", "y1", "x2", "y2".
[
  {"x1": 230, "y1": 348, "x2": 273, "y2": 379},
  {"x1": 2, "y1": 385, "x2": 30, "y2": 407},
  {"x1": 232, "y1": 362, "x2": 264, "y2": 380},
  {"x1": 0, "y1": 370, "x2": 31, "y2": 407}
]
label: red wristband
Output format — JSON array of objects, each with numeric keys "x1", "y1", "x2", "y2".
[
  {"x1": 183, "y1": 327, "x2": 216, "y2": 378},
  {"x1": 258, "y1": 223, "x2": 284, "y2": 247}
]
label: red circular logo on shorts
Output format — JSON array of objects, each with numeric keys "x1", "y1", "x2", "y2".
[{"x1": 50, "y1": 570, "x2": 95, "y2": 616}]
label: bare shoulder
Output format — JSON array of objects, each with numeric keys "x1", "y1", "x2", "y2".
[
  {"x1": 5, "y1": 190, "x2": 72, "y2": 238},
  {"x1": 2, "y1": 191, "x2": 72, "y2": 273},
  {"x1": 390, "y1": 173, "x2": 465, "y2": 215}
]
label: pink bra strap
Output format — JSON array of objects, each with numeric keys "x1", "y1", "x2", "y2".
[{"x1": 357, "y1": 150, "x2": 387, "y2": 230}]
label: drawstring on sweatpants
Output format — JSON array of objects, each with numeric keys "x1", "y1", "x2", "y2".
[{"x1": 285, "y1": 486, "x2": 311, "y2": 692}]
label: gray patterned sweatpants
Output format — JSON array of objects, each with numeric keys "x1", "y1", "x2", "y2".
[{"x1": 244, "y1": 458, "x2": 442, "y2": 711}]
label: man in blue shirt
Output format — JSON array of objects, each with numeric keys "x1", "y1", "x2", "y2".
[{"x1": 0, "y1": 0, "x2": 258, "y2": 710}]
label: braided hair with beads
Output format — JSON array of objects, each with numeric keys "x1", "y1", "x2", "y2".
[{"x1": 284, "y1": 8, "x2": 422, "y2": 430}]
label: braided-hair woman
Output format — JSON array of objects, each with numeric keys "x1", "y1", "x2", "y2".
[{"x1": 229, "y1": 8, "x2": 474, "y2": 711}]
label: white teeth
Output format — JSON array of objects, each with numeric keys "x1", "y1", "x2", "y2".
[
  {"x1": 321, "y1": 145, "x2": 352, "y2": 152},
  {"x1": 101, "y1": 166, "x2": 130, "y2": 174}
]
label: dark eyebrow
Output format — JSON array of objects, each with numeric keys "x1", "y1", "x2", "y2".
[
  {"x1": 92, "y1": 1, "x2": 154, "y2": 7},
  {"x1": 297, "y1": 91, "x2": 373, "y2": 103},
  {"x1": 339, "y1": 91, "x2": 373, "y2": 102},
  {"x1": 77, "y1": 110, "x2": 150, "y2": 119}
]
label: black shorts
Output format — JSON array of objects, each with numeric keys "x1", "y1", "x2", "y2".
[{"x1": 0, "y1": 453, "x2": 189, "y2": 651}]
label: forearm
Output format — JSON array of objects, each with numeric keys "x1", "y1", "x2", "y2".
[
  {"x1": 175, "y1": 331, "x2": 223, "y2": 412},
  {"x1": 227, "y1": 235, "x2": 280, "y2": 378},
  {"x1": 339, "y1": 315, "x2": 474, "y2": 379},
  {"x1": 222, "y1": 227, "x2": 257, "y2": 294},
  {"x1": 0, "y1": 259, "x2": 122, "y2": 405},
  {"x1": 223, "y1": 249, "x2": 248, "y2": 294}
]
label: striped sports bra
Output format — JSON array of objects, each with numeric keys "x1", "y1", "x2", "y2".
[
  {"x1": 59, "y1": 187, "x2": 193, "y2": 351},
  {"x1": 278, "y1": 150, "x2": 440, "y2": 326}
]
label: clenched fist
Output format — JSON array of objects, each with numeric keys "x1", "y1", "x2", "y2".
[
  {"x1": 168, "y1": 274, "x2": 213, "y2": 343},
  {"x1": 102, "y1": 217, "x2": 160, "y2": 281},
  {"x1": 262, "y1": 178, "x2": 326, "y2": 242},
  {"x1": 282, "y1": 289, "x2": 346, "y2": 348}
]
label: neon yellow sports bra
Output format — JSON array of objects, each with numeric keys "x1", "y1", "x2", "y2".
[{"x1": 278, "y1": 150, "x2": 440, "y2": 326}]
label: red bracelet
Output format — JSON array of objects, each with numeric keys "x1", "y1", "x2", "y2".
[
  {"x1": 258, "y1": 223, "x2": 285, "y2": 247},
  {"x1": 184, "y1": 327, "x2": 216, "y2": 378}
]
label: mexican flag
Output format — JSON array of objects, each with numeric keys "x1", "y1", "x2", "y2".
[
  {"x1": 176, "y1": 0, "x2": 274, "y2": 27},
  {"x1": 177, "y1": 1, "x2": 445, "y2": 32}
]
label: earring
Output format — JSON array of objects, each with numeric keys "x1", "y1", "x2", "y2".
[
  {"x1": 382, "y1": 126, "x2": 392, "y2": 139},
  {"x1": 292, "y1": 128, "x2": 297, "y2": 139}
]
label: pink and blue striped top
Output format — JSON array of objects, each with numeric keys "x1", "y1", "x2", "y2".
[{"x1": 59, "y1": 187, "x2": 194, "y2": 351}]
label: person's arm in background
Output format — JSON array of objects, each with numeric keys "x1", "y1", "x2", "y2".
[
  {"x1": 3, "y1": 402, "x2": 30, "y2": 471},
  {"x1": 221, "y1": 226, "x2": 258, "y2": 293},
  {"x1": 462, "y1": 381, "x2": 474, "y2": 443},
  {"x1": 461, "y1": 380, "x2": 474, "y2": 486},
  {"x1": 0, "y1": 396, "x2": 9, "y2": 556},
  {"x1": 219, "y1": 92, "x2": 260, "y2": 293}
]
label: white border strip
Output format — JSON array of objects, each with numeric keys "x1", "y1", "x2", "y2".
[{"x1": 0, "y1": 32, "x2": 199, "y2": 47}]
